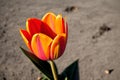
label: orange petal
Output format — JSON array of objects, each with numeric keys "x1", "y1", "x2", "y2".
[
  {"x1": 31, "y1": 33, "x2": 53, "y2": 60},
  {"x1": 55, "y1": 15, "x2": 65, "y2": 34},
  {"x1": 50, "y1": 34, "x2": 66, "y2": 59},
  {"x1": 26, "y1": 18, "x2": 42, "y2": 36},
  {"x1": 42, "y1": 12, "x2": 56, "y2": 32}
]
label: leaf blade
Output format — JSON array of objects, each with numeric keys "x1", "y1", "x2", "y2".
[
  {"x1": 60, "y1": 60, "x2": 79, "y2": 80},
  {"x1": 20, "y1": 47, "x2": 54, "y2": 80}
]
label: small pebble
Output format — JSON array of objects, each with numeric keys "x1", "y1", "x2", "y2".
[
  {"x1": 37, "y1": 77, "x2": 41, "y2": 80},
  {"x1": 104, "y1": 69, "x2": 114, "y2": 74},
  {"x1": 105, "y1": 70, "x2": 109, "y2": 74}
]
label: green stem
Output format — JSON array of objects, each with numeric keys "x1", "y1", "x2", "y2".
[{"x1": 49, "y1": 60, "x2": 58, "y2": 80}]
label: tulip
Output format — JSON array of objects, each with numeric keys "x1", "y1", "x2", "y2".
[{"x1": 20, "y1": 12, "x2": 68, "y2": 61}]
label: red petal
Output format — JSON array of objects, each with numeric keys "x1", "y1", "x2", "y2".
[
  {"x1": 26, "y1": 18, "x2": 42, "y2": 36},
  {"x1": 41, "y1": 22, "x2": 57, "y2": 39},
  {"x1": 65, "y1": 22, "x2": 68, "y2": 40},
  {"x1": 26, "y1": 18, "x2": 56, "y2": 39},
  {"x1": 20, "y1": 29, "x2": 32, "y2": 51},
  {"x1": 50, "y1": 34, "x2": 67, "y2": 59}
]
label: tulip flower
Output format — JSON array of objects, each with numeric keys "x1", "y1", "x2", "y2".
[{"x1": 20, "y1": 12, "x2": 68, "y2": 61}]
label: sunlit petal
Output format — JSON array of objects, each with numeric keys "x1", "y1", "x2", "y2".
[
  {"x1": 42, "y1": 12, "x2": 56, "y2": 32},
  {"x1": 55, "y1": 15, "x2": 65, "y2": 34},
  {"x1": 31, "y1": 33, "x2": 53, "y2": 60}
]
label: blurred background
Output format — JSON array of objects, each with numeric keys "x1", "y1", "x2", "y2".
[{"x1": 0, "y1": 0, "x2": 120, "y2": 80}]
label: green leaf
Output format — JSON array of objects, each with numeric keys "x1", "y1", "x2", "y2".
[
  {"x1": 41, "y1": 74, "x2": 51, "y2": 80},
  {"x1": 59, "y1": 60, "x2": 79, "y2": 80},
  {"x1": 20, "y1": 47, "x2": 53, "y2": 80}
]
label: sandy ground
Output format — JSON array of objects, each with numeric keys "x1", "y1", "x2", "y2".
[{"x1": 0, "y1": 0, "x2": 120, "y2": 80}]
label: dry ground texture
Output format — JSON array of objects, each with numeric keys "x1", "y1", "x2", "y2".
[{"x1": 0, "y1": 0, "x2": 120, "y2": 80}]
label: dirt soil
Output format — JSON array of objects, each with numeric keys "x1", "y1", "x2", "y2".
[{"x1": 0, "y1": 0, "x2": 120, "y2": 80}]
